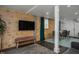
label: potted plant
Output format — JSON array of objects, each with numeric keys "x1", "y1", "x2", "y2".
[{"x1": 0, "y1": 16, "x2": 6, "y2": 53}]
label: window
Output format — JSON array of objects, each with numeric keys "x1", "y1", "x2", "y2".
[{"x1": 44, "y1": 18, "x2": 49, "y2": 29}]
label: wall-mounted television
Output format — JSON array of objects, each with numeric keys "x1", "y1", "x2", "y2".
[{"x1": 19, "y1": 20, "x2": 35, "y2": 31}]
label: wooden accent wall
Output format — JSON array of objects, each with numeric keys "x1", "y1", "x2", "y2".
[
  {"x1": 0, "y1": 7, "x2": 54, "y2": 50},
  {"x1": 44, "y1": 19, "x2": 55, "y2": 39},
  {"x1": 36, "y1": 17, "x2": 40, "y2": 41},
  {"x1": 0, "y1": 8, "x2": 35, "y2": 49}
]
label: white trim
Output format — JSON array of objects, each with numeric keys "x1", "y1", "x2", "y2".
[{"x1": 44, "y1": 18, "x2": 49, "y2": 29}]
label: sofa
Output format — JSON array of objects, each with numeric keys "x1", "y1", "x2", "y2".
[{"x1": 64, "y1": 42, "x2": 79, "y2": 54}]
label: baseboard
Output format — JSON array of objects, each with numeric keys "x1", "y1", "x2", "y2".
[
  {"x1": 69, "y1": 36, "x2": 79, "y2": 39},
  {"x1": 0, "y1": 46, "x2": 15, "y2": 52}
]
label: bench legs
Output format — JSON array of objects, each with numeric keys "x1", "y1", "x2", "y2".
[{"x1": 16, "y1": 42, "x2": 19, "y2": 48}]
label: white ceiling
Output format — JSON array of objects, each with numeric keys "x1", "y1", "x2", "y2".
[{"x1": 0, "y1": 5, "x2": 79, "y2": 20}]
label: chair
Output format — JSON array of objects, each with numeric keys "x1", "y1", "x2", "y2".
[
  {"x1": 67, "y1": 31, "x2": 70, "y2": 38},
  {"x1": 60, "y1": 30, "x2": 70, "y2": 39},
  {"x1": 61, "y1": 30, "x2": 67, "y2": 38},
  {"x1": 52, "y1": 30, "x2": 70, "y2": 39}
]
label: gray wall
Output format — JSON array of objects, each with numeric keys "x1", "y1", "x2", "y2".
[{"x1": 61, "y1": 19, "x2": 79, "y2": 37}]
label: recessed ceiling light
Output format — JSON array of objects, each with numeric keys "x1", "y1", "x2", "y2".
[
  {"x1": 67, "y1": 5, "x2": 71, "y2": 7},
  {"x1": 75, "y1": 12, "x2": 78, "y2": 15}
]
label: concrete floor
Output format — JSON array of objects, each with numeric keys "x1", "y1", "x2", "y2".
[{"x1": 45, "y1": 38, "x2": 79, "y2": 48}]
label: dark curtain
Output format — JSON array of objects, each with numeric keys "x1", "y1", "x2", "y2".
[{"x1": 40, "y1": 17, "x2": 45, "y2": 42}]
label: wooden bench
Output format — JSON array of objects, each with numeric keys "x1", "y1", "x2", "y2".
[{"x1": 15, "y1": 36, "x2": 34, "y2": 48}]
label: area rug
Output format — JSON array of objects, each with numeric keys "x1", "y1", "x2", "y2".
[
  {"x1": 4, "y1": 44, "x2": 54, "y2": 54},
  {"x1": 37, "y1": 41, "x2": 68, "y2": 54}
]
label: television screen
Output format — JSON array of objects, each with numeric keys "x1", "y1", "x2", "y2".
[{"x1": 19, "y1": 20, "x2": 35, "y2": 31}]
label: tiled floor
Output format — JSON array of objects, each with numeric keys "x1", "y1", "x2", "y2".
[
  {"x1": 45, "y1": 38, "x2": 79, "y2": 48},
  {"x1": 5, "y1": 44, "x2": 54, "y2": 54}
]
